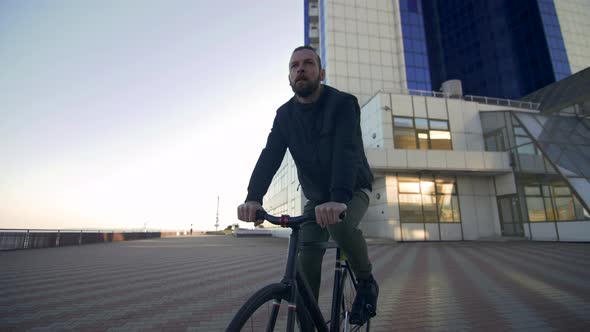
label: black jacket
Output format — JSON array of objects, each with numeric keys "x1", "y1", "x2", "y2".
[{"x1": 246, "y1": 85, "x2": 373, "y2": 205}]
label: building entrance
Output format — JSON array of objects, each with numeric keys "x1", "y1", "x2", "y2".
[{"x1": 498, "y1": 195, "x2": 524, "y2": 237}]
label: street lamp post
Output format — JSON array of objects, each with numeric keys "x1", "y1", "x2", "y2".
[{"x1": 215, "y1": 196, "x2": 220, "y2": 231}]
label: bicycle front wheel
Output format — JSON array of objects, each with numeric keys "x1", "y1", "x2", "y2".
[
  {"x1": 226, "y1": 283, "x2": 314, "y2": 332},
  {"x1": 340, "y1": 272, "x2": 370, "y2": 332}
]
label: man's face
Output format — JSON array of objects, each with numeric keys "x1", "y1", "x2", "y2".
[{"x1": 288, "y1": 49, "x2": 325, "y2": 98}]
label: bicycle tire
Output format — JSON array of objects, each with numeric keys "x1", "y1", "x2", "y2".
[
  {"x1": 226, "y1": 283, "x2": 315, "y2": 332},
  {"x1": 339, "y1": 271, "x2": 370, "y2": 332}
]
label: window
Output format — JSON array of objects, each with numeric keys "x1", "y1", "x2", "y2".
[
  {"x1": 393, "y1": 117, "x2": 452, "y2": 150},
  {"x1": 523, "y1": 182, "x2": 588, "y2": 222},
  {"x1": 513, "y1": 124, "x2": 539, "y2": 155},
  {"x1": 484, "y1": 129, "x2": 507, "y2": 152},
  {"x1": 398, "y1": 175, "x2": 460, "y2": 223}
]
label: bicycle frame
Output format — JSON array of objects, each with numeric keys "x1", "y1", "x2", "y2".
[{"x1": 279, "y1": 221, "x2": 355, "y2": 332}]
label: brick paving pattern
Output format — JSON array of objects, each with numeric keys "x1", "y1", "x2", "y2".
[{"x1": 1, "y1": 236, "x2": 589, "y2": 331}]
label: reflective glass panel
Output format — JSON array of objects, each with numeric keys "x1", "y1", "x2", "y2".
[
  {"x1": 485, "y1": 135, "x2": 498, "y2": 151},
  {"x1": 451, "y1": 196, "x2": 461, "y2": 221},
  {"x1": 555, "y1": 197, "x2": 575, "y2": 220},
  {"x1": 544, "y1": 197, "x2": 556, "y2": 221},
  {"x1": 553, "y1": 186, "x2": 570, "y2": 196},
  {"x1": 423, "y1": 195, "x2": 437, "y2": 222},
  {"x1": 514, "y1": 127, "x2": 527, "y2": 136},
  {"x1": 395, "y1": 128, "x2": 417, "y2": 149},
  {"x1": 436, "y1": 182, "x2": 456, "y2": 194},
  {"x1": 515, "y1": 136, "x2": 532, "y2": 146},
  {"x1": 399, "y1": 194, "x2": 423, "y2": 222},
  {"x1": 399, "y1": 181, "x2": 421, "y2": 193},
  {"x1": 524, "y1": 186, "x2": 541, "y2": 196},
  {"x1": 429, "y1": 120, "x2": 449, "y2": 130},
  {"x1": 526, "y1": 197, "x2": 546, "y2": 222},
  {"x1": 420, "y1": 181, "x2": 435, "y2": 195},
  {"x1": 517, "y1": 144, "x2": 536, "y2": 155},
  {"x1": 437, "y1": 195, "x2": 454, "y2": 222},
  {"x1": 573, "y1": 195, "x2": 589, "y2": 220},
  {"x1": 542, "y1": 185, "x2": 551, "y2": 197},
  {"x1": 417, "y1": 131, "x2": 429, "y2": 149},
  {"x1": 415, "y1": 118, "x2": 428, "y2": 129},
  {"x1": 429, "y1": 130, "x2": 452, "y2": 150},
  {"x1": 394, "y1": 117, "x2": 413, "y2": 128}
]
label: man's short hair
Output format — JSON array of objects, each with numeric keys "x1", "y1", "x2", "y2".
[{"x1": 292, "y1": 46, "x2": 322, "y2": 70}]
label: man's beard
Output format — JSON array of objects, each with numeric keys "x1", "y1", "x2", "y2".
[{"x1": 290, "y1": 75, "x2": 321, "y2": 98}]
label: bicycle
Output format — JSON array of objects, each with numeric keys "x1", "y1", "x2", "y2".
[{"x1": 226, "y1": 211, "x2": 371, "y2": 332}]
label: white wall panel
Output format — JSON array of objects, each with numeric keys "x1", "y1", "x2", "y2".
[
  {"x1": 406, "y1": 150, "x2": 427, "y2": 168},
  {"x1": 387, "y1": 149, "x2": 407, "y2": 168},
  {"x1": 440, "y1": 223, "x2": 462, "y2": 240},
  {"x1": 557, "y1": 222, "x2": 590, "y2": 242},
  {"x1": 465, "y1": 152, "x2": 485, "y2": 169},
  {"x1": 412, "y1": 96, "x2": 427, "y2": 118},
  {"x1": 461, "y1": 218, "x2": 479, "y2": 240},
  {"x1": 528, "y1": 223, "x2": 558, "y2": 241},
  {"x1": 425, "y1": 224, "x2": 440, "y2": 241},
  {"x1": 447, "y1": 104, "x2": 464, "y2": 132},
  {"x1": 446, "y1": 151, "x2": 467, "y2": 169},
  {"x1": 462, "y1": 102, "x2": 483, "y2": 134},
  {"x1": 390, "y1": 94, "x2": 413, "y2": 117},
  {"x1": 427, "y1": 150, "x2": 446, "y2": 169},
  {"x1": 475, "y1": 197, "x2": 495, "y2": 237},
  {"x1": 427, "y1": 97, "x2": 447, "y2": 119}
]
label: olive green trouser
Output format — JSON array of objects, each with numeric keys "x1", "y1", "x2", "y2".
[{"x1": 297, "y1": 191, "x2": 372, "y2": 301}]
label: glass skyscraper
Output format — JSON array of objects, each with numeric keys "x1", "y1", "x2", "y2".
[
  {"x1": 422, "y1": 0, "x2": 571, "y2": 99},
  {"x1": 304, "y1": 0, "x2": 590, "y2": 102}
]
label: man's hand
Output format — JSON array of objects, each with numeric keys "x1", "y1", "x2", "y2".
[
  {"x1": 315, "y1": 202, "x2": 347, "y2": 228},
  {"x1": 237, "y1": 201, "x2": 265, "y2": 226}
]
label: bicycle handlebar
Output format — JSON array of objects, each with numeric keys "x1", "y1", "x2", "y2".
[{"x1": 255, "y1": 210, "x2": 347, "y2": 228}]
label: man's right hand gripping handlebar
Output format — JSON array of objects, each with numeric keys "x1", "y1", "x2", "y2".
[{"x1": 237, "y1": 201, "x2": 265, "y2": 226}]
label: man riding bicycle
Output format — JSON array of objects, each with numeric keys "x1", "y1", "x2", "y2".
[{"x1": 237, "y1": 45, "x2": 378, "y2": 325}]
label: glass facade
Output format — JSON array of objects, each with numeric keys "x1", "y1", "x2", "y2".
[
  {"x1": 399, "y1": 0, "x2": 432, "y2": 91},
  {"x1": 481, "y1": 111, "x2": 590, "y2": 224},
  {"x1": 537, "y1": 0, "x2": 571, "y2": 80},
  {"x1": 393, "y1": 116, "x2": 452, "y2": 150},
  {"x1": 421, "y1": 0, "x2": 571, "y2": 99},
  {"x1": 521, "y1": 179, "x2": 587, "y2": 222},
  {"x1": 398, "y1": 175, "x2": 460, "y2": 223}
]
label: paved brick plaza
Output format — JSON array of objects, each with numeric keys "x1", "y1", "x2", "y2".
[{"x1": 1, "y1": 235, "x2": 589, "y2": 331}]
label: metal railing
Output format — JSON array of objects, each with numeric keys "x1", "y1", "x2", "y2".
[
  {"x1": 463, "y1": 95, "x2": 540, "y2": 110},
  {"x1": 375, "y1": 88, "x2": 541, "y2": 111},
  {"x1": 0, "y1": 229, "x2": 187, "y2": 251}
]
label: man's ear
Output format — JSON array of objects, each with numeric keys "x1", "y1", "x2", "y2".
[{"x1": 320, "y1": 68, "x2": 326, "y2": 82}]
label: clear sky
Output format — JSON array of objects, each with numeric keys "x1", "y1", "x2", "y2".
[{"x1": 0, "y1": 0, "x2": 303, "y2": 231}]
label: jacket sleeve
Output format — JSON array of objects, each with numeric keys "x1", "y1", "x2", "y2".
[
  {"x1": 245, "y1": 115, "x2": 288, "y2": 204},
  {"x1": 330, "y1": 96, "x2": 362, "y2": 203}
]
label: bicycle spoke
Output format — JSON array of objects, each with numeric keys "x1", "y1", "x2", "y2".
[
  {"x1": 227, "y1": 283, "x2": 313, "y2": 332},
  {"x1": 340, "y1": 271, "x2": 370, "y2": 332}
]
